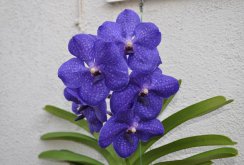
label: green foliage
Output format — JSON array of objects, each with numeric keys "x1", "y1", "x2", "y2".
[
  {"x1": 154, "y1": 147, "x2": 238, "y2": 165},
  {"x1": 44, "y1": 105, "x2": 89, "y2": 132},
  {"x1": 197, "y1": 161, "x2": 213, "y2": 165},
  {"x1": 133, "y1": 135, "x2": 236, "y2": 165},
  {"x1": 39, "y1": 150, "x2": 103, "y2": 165},
  {"x1": 41, "y1": 132, "x2": 117, "y2": 164},
  {"x1": 163, "y1": 96, "x2": 233, "y2": 134},
  {"x1": 42, "y1": 107, "x2": 125, "y2": 164},
  {"x1": 39, "y1": 81, "x2": 237, "y2": 165}
]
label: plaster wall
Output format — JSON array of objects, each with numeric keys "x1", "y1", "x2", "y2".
[{"x1": 0, "y1": 0, "x2": 244, "y2": 164}]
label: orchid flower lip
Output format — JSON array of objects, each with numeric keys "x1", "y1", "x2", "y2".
[{"x1": 125, "y1": 40, "x2": 134, "y2": 54}]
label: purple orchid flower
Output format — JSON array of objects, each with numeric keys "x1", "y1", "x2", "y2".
[
  {"x1": 57, "y1": 8, "x2": 181, "y2": 158},
  {"x1": 97, "y1": 9, "x2": 162, "y2": 73},
  {"x1": 58, "y1": 35, "x2": 129, "y2": 106},
  {"x1": 64, "y1": 87, "x2": 107, "y2": 133},
  {"x1": 110, "y1": 68, "x2": 179, "y2": 120},
  {"x1": 98, "y1": 110, "x2": 164, "y2": 158}
]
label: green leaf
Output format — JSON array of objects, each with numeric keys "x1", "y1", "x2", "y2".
[
  {"x1": 41, "y1": 132, "x2": 116, "y2": 164},
  {"x1": 39, "y1": 150, "x2": 103, "y2": 165},
  {"x1": 197, "y1": 161, "x2": 213, "y2": 165},
  {"x1": 129, "y1": 96, "x2": 233, "y2": 164},
  {"x1": 44, "y1": 105, "x2": 89, "y2": 132},
  {"x1": 154, "y1": 161, "x2": 213, "y2": 165},
  {"x1": 69, "y1": 163, "x2": 86, "y2": 165},
  {"x1": 134, "y1": 134, "x2": 236, "y2": 165},
  {"x1": 163, "y1": 96, "x2": 233, "y2": 134},
  {"x1": 160, "y1": 79, "x2": 182, "y2": 114},
  {"x1": 196, "y1": 161, "x2": 213, "y2": 165},
  {"x1": 154, "y1": 147, "x2": 238, "y2": 165}
]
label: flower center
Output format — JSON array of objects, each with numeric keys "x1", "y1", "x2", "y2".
[
  {"x1": 139, "y1": 88, "x2": 149, "y2": 97},
  {"x1": 127, "y1": 127, "x2": 137, "y2": 134},
  {"x1": 125, "y1": 41, "x2": 134, "y2": 54},
  {"x1": 126, "y1": 122, "x2": 138, "y2": 134},
  {"x1": 90, "y1": 67, "x2": 101, "y2": 76}
]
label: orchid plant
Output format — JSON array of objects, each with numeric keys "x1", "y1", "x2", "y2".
[{"x1": 39, "y1": 9, "x2": 238, "y2": 165}]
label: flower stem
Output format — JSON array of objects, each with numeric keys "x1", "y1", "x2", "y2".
[{"x1": 140, "y1": 141, "x2": 143, "y2": 165}]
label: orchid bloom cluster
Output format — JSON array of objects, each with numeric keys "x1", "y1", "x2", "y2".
[{"x1": 58, "y1": 9, "x2": 179, "y2": 158}]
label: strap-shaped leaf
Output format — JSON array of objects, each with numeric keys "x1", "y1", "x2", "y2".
[
  {"x1": 44, "y1": 105, "x2": 89, "y2": 132},
  {"x1": 154, "y1": 161, "x2": 213, "y2": 165},
  {"x1": 39, "y1": 150, "x2": 103, "y2": 165},
  {"x1": 197, "y1": 162, "x2": 213, "y2": 165},
  {"x1": 69, "y1": 163, "x2": 86, "y2": 165},
  {"x1": 163, "y1": 96, "x2": 233, "y2": 134},
  {"x1": 197, "y1": 161, "x2": 213, "y2": 165},
  {"x1": 43, "y1": 106, "x2": 126, "y2": 164},
  {"x1": 134, "y1": 134, "x2": 236, "y2": 165},
  {"x1": 129, "y1": 96, "x2": 233, "y2": 164},
  {"x1": 41, "y1": 132, "x2": 116, "y2": 164},
  {"x1": 154, "y1": 147, "x2": 238, "y2": 165},
  {"x1": 160, "y1": 80, "x2": 182, "y2": 114}
]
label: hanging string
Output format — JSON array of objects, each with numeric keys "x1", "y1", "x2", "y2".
[
  {"x1": 139, "y1": 0, "x2": 144, "y2": 21},
  {"x1": 76, "y1": 0, "x2": 83, "y2": 32}
]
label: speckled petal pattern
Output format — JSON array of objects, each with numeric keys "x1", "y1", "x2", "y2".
[
  {"x1": 137, "y1": 119, "x2": 164, "y2": 142},
  {"x1": 134, "y1": 92, "x2": 163, "y2": 120},
  {"x1": 113, "y1": 133, "x2": 139, "y2": 158},
  {"x1": 64, "y1": 88, "x2": 80, "y2": 104},
  {"x1": 78, "y1": 72, "x2": 110, "y2": 106},
  {"x1": 128, "y1": 46, "x2": 161, "y2": 73},
  {"x1": 99, "y1": 117, "x2": 128, "y2": 148},
  {"x1": 83, "y1": 108, "x2": 103, "y2": 133},
  {"x1": 116, "y1": 9, "x2": 140, "y2": 38},
  {"x1": 95, "y1": 41, "x2": 129, "y2": 90},
  {"x1": 97, "y1": 21, "x2": 124, "y2": 42},
  {"x1": 110, "y1": 84, "x2": 139, "y2": 114},
  {"x1": 58, "y1": 58, "x2": 87, "y2": 88},
  {"x1": 68, "y1": 34, "x2": 96, "y2": 64},
  {"x1": 134, "y1": 22, "x2": 161, "y2": 49},
  {"x1": 150, "y1": 73, "x2": 179, "y2": 98},
  {"x1": 94, "y1": 101, "x2": 107, "y2": 123}
]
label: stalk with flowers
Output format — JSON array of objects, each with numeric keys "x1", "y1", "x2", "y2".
[{"x1": 39, "y1": 9, "x2": 238, "y2": 165}]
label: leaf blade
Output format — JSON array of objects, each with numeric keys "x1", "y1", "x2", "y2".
[
  {"x1": 44, "y1": 105, "x2": 89, "y2": 132},
  {"x1": 41, "y1": 132, "x2": 116, "y2": 164},
  {"x1": 154, "y1": 147, "x2": 238, "y2": 165},
  {"x1": 39, "y1": 150, "x2": 104, "y2": 165},
  {"x1": 163, "y1": 96, "x2": 233, "y2": 134},
  {"x1": 197, "y1": 161, "x2": 213, "y2": 165},
  {"x1": 134, "y1": 134, "x2": 236, "y2": 165},
  {"x1": 154, "y1": 161, "x2": 213, "y2": 165}
]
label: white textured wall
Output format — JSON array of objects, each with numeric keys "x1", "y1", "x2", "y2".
[{"x1": 0, "y1": 0, "x2": 244, "y2": 164}]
